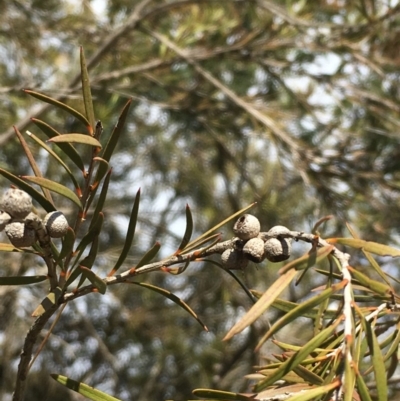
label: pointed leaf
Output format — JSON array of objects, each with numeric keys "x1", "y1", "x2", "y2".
[
  {"x1": 48, "y1": 134, "x2": 101, "y2": 147},
  {"x1": 347, "y1": 266, "x2": 392, "y2": 296},
  {"x1": 108, "y1": 189, "x2": 140, "y2": 276},
  {"x1": 74, "y1": 212, "x2": 104, "y2": 256},
  {"x1": 0, "y1": 275, "x2": 47, "y2": 285},
  {"x1": 14, "y1": 127, "x2": 53, "y2": 203},
  {"x1": 355, "y1": 373, "x2": 373, "y2": 401},
  {"x1": 32, "y1": 286, "x2": 63, "y2": 317},
  {"x1": 364, "y1": 319, "x2": 388, "y2": 401},
  {"x1": 0, "y1": 168, "x2": 55, "y2": 212},
  {"x1": 278, "y1": 245, "x2": 334, "y2": 275},
  {"x1": 24, "y1": 89, "x2": 90, "y2": 128},
  {"x1": 51, "y1": 374, "x2": 122, "y2": 401},
  {"x1": 101, "y1": 98, "x2": 132, "y2": 162},
  {"x1": 0, "y1": 243, "x2": 32, "y2": 253},
  {"x1": 26, "y1": 130, "x2": 81, "y2": 193},
  {"x1": 223, "y1": 269, "x2": 299, "y2": 341},
  {"x1": 80, "y1": 46, "x2": 95, "y2": 133},
  {"x1": 283, "y1": 380, "x2": 340, "y2": 401},
  {"x1": 130, "y1": 282, "x2": 208, "y2": 331},
  {"x1": 31, "y1": 118, "x2": 85, "y2": 172},
  {"x1": 174, "y1": 204, "x2": 193, "y2": 255},
  {"x1": 255, "y1": 279, "x2": 348, "y2": 351},
  {"x1": 329, "y1": 238, "x2": 400, "y2": 257},
  {"x1": 23, "y1": 176, "x2": 82, "y2": 209},
  {"x1": 79, "y1": 266, "x2": 106, "y2": 294},
  {"x1": 89, "y1": 170, "x2": 112, "y2": 230},
  {"x1": 85, "y1": 158, "x2": 110, "y2": 212},
  {"x1": 136, "y1": 242, "x2": 161, "y2": 269},
  {"x1": 192, "y1": 389, "x2": 253, "y2": 401},
  {"x1": 58, "y1": 227, "x2": 76, "y2": 261},
  {"x1": 253, "y1": 317, "x2": 343, "y2": 392}
]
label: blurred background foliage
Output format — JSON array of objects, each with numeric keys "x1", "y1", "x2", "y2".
[{"x1": 2, "y1": 0, "x2": 400, "y2": 400}]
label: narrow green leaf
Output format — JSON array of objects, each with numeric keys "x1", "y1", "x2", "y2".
[
  {"x1": 80, "y1": 46, "x2": 95, "y2": 133},
  {"x1": 223, "y1": 269, "x2": 299, "y2": 341},
  {"x1": 26, "y1": 130, "x2": 81, "y2": 193},
  {"x1": 101, "y1": 98, "x2": 132, "y2": 162},
  {"x1": 253, "y1": 317, "x2": 343, "y2": 392},
  {"x1": 175, "y1": 204, "x2": 193, "y2": 255},
  {"x1": 292, "y1": 365, "x2": 324, "y2": 385},
  {"x1": 14, "y1": 126, "x2": 54, "y2": 204},
  {"x1": 24, "y1": 89, "x2": 90, "y2": 129},
  {"x1": 283, "y1": 380, "x2": 340, "y2": 401},
  {"x1": 74, "y1": 212, "x2": 104, "y2": 256},
  {"x1": 278, "y1": 245, "x2": 334, "y2": 275},
  {"x1": 58, "y1": 228, "x2": 75, "y2": 261},
  {"x1": 0, "y1": 243, "x2": 29, "y2": 253},
  {"x1": 23, "y1": 176, "x2": 82, "y2": 209},
  {"x1": 108, "y1": 189, "x2": 140, "y2": 276},
  {"x1": 255, "y1": 279, "x2": 348, "y2": 351},
  {"x1": 329, "y1": 237, "x2": 400, "y2": 257},
  {"x1": 48, "y1": 134, "x2": 101, "y2": 147},
  {"x1": 0, "y1": 168, "x2": 55, "y2": 212},
  {"x1": 192, "y1": 389, "x2": 252, "y2": 401},
  {"x1": 51, "y1": 374, "x2": 122, "y2": 401},
  {"x1": 346, "y1": 223, "x2": 392, "y2": 286},
  {"x1": 364, "y1": 320, "x2": 389, "y2": 401},
  {"x1": 32, "y1": 286, "x2": 63, "y2": 317},
  {"x1": 383, "y1": 326, "x2": 400, "y2": 363},
  {"x1": 185, "y1": 203, "x2": 256, "y2": 252},
  {"x1": 343, "y1": 351, "x2": 355, "y2": 401},
  {"x1": 89, "y1": 170, "x2": 112, "y2": 230},
  {"x1": 31, "y1": 118, "x2": 85, "y2": 172},
  {"x1": 136, "y1": 242, "x2": 161, "y2": 269},
  {"x1": 0, "y1": 275, "x2": 47, "y2": 285},
  {"x1": 130, "y1": 282, "x2": 208, "y2": 331},
  {"x1": 79, "y1": 266, "x2": 106, "y2": 294},
  {"x1": 85, "y1": 158, "x2": 110, "y2": 212},
  {"x1": 355, "y1": 372, "x2": 373, "y2": 401},
  {"x1": 347, "y1": 266, "x2": 392, "y2": 296}
]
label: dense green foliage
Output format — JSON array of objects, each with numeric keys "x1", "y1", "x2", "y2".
[{"x1": 1, "y1": 1, "x2": 400, "y2": 400}]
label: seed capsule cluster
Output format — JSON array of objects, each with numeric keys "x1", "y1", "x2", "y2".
[
  {"x1": 221, "y1": 214, "x2": 292, "y2": 270},
  {"x1": 0, "y1": 188, "x2": 69, "y2": 247}
]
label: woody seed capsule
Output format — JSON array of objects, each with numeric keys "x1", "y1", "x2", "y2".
[
  {"x1": 221, "y1": 248, "x2": 249, "y2": 270},
  {"x1": 233, "y1": 214, "x2": 260, "y2": 240},
  {"x1": 0, "y1": 188, "x2": 32, "y2": 219},
  {"x1": 243, "y1": 237, "x2": 266, "y2": 263},
  {"x1": 43, "y1": 211, "x2": 69, "y2": 238},
  {"x1": 5, "y1": 221, "x2": 36, "y2": 247}
]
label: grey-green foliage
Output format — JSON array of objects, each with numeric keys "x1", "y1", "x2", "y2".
[{"x1": 1, "y1": 1, "x2": 400, "y2": 400}]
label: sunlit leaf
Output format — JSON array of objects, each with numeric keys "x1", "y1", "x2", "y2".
[
  {"x1": 192, "y1": 389, "x2": 253, "y2": 401},
  {"x1": 0, "y1": 168, "x2": 56, "y2": 212},
  {"x1": 51, "y1": 374, "x2": 122, "y2": 401},
  {"x1": 0, "y1": 275, "x2": 47, "y2": 285},
  {"x1": 48, "y1": 134, "x2": 101, "y2": 147},
  {"x1": 253, "y1": 317, "x2": 342, "y2": 391},
  {"x1": 108, "y1": 189, "x2": 140, "y2": 276},
  {"x1": 364, "y1": 319, "x2": 388, "y2": 401},
  {"x1": 0, "y1": 243, "x2": 32, "y2": 253},
  {"x1": 282, "y1": 380, "x2": 340, "y2": 401},
  {"x1": 329, "y1": 238, "x2": 400, "y2": 257},
  {"x1": 23, "y1": 176, "x2": 82, "y2": 209},
  {"x1": 24, "y1": 89, "x2": 90, "y2": 128},
  {"x1": 80, "y1": 46, "x2": 95, "y2": 133},
  {"x1": 14, "y1": 126, "x2": 54, "y2": 203},
  {"x1": 32, "y1": 287, "x2": 63, "y2": 317},
  {"x1": 31, "y1": 118, "x2": 85, "y2": 172},
  {"x1": 255, "y1": 279, "x2": 348, "y2": 351},
  {"x1": 130, "y1": 282, "x2": 208, "y2": 331},
  {"x1": 223, "y1": 269, "x2": 298, "y2": 341},
  {"x1": 347, "y1": 266, "x2": 392, "y2": 296},
  {"x1": 26, "y1": 130, "x2": 81, "y2": 194}
]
